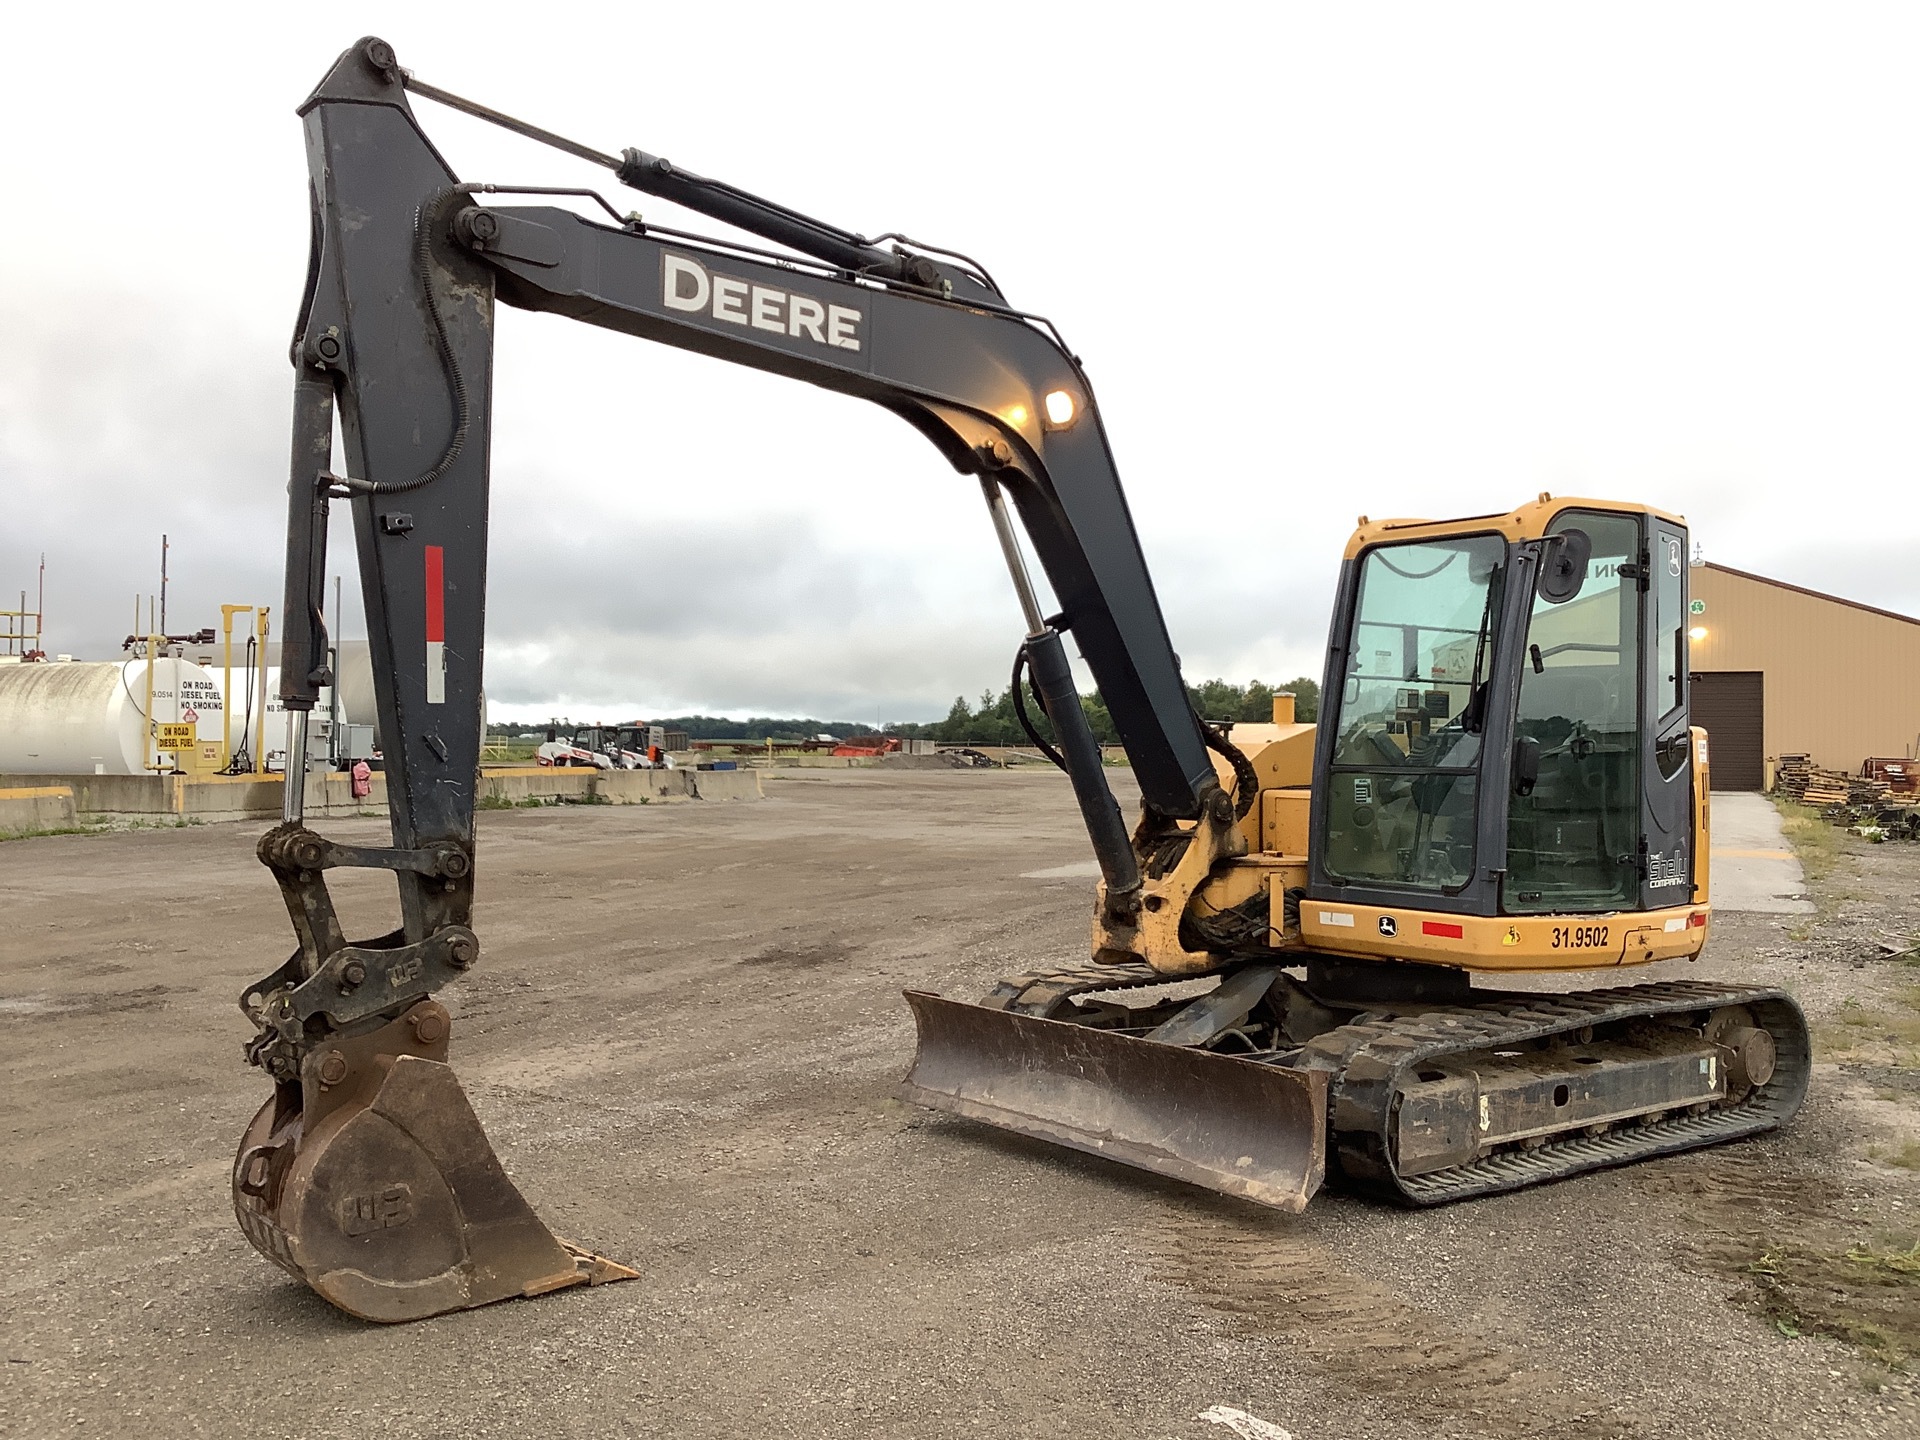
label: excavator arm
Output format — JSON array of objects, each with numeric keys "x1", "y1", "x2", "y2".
[
  {"x1": 275, "y1": 36, "x2": 1245, "y2": 920},
  {"x1": 237, "y1": 37, "x2": 1255, "y2": 1322}
]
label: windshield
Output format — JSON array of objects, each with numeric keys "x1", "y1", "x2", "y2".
[{"x1": 1323, "y1": 534, "x2": 1507, "y2": 892}]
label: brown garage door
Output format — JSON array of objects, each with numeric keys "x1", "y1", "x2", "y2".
[{"x1": 1691, "y1": 671, "x2": 1765, "y2": 790}]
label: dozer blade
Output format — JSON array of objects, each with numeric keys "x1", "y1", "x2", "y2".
[
  {"x1": 901, "y1": 990, "x2": 1329, "y2": 1211},
  {"x1": 232, "y1": 1001, "x2": 636, "y2": 1323}
]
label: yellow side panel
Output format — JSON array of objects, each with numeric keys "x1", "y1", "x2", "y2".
[
  {"x1": 1214, "y1": 722, "x2": 1317, "y2": 849},
  {"x1": 1298, "y1": 901, "x2": 1710, "y2": 972},
  {"x1": 1260, "y1": 788, "x2": 1312, "y2": 857}
]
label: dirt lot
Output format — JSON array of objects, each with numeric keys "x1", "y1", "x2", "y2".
[{"x1": 2, "y1": 769, "x2": 1917, "y2": 1440}]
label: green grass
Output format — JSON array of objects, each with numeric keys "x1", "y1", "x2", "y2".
[
  {"x1": 1741, "y1": 1236, "x2": 1920, "y2": 1365},
  {"x1": 0, "y1": 823, "x2": 112, "y2": 842},
  {"x1": 483, "y1": 739, "x2": 542, "y2": 762},
  {"x1": 478, "y1": 793, "x2": 550, "y2": 810},
  {"x1": 0, "y1": 816, "x2": 201, "y2": 842},
  {"x1": 1866, "y1": 1140, "x2": 1920, "y2": 1171},
  {"x1": 1771, "y1": 795, "x2": 1844, "y2": 882},
  {"x1": 1847, "y1": 1241, "x2": 1920, "y2": 1276},
  {"x1": 1814, "y1": 990, "x2": 1920, "y2": 1066}
]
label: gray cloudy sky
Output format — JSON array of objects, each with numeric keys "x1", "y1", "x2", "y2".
[{"x1": 4, "y1": 4, "x2": 1916, "y2": 725}]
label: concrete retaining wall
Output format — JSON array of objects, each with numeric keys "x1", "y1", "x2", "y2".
[
  {"x1": 0, "y1": 765, "x2": 759, "y2": 823},
  {"x1": 588, "y1": 769, "x2": 691, "y2": 804},
  {"x1": 478, "y1": 767, "x2": 611, "y2": 806},
  {"x1": 0, "y1": 785, "x2": 79, "y2": 835},
  {"x1": 682, "y1": 769, "x2": 762, "y2": 801},
  {"x1": 483, "y1": 767, "x2": 762, "y2": 805},
  {"x1": 0, "y1": 772, "x2": 178, "y2": 816},
  {"x1": 0, "y1": 772, "x2": 395, "y2": 823}
]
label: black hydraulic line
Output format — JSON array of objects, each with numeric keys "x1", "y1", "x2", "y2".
[
  {"x1": 1023, "y1": 627, "x2": 1140, "y2": 904},
  {"x1": 469, "y1": 183, "x2": 628, "y2": 226},
  {"x1": 405, "y1": 73, "x2": 936, "y2": 288},
  {"x1": 1200, "y1": 720, "x2": 1260, "y2": 821},
  {"x1": 401, "y1": 71, "x2": 941, "y2": 288},
  {"x1": 615, "y1": 149, "x2": 940, "y2": 287},
  {"x1": 403, "y1": 77, "x2": 622, "y2": 170},
  {"x1": 326, "y1": 186, "x2": 476, "y2": 499},
  {"x1": 1011, "y1": 643, "x2": 1067, "y2": 772},
  {"x1": 866, "y1": 232, "x2": 1000, "y2": 297}
]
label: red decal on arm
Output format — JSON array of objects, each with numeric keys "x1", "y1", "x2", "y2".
[{"x1": 425, "y1": 546, "x2": 445, "y2": 642}]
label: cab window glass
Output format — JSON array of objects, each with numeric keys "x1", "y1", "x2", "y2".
[
  {"x1": 1323, "y1": 534, "x2": 1505, "y2": 892},
  {"x1": 1655, "y1": 530, "x2": 1684, "y2": 717},
  {"x1": 1503, "y1": 512, "x2": 1642, "y2": 913}
]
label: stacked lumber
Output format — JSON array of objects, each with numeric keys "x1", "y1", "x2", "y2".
[
  {"x1": 1773, "y1": 756, "x2": 1886, "y2": 806},
  {"x1": 1775, "y1": 754, "x2": 1812, "y2": 797}
]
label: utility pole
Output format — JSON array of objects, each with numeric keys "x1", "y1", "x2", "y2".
[{"x1": 159, "y1": 534, "x2": 170, "y2": 634}]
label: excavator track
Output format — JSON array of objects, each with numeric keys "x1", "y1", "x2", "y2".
[
  {"x1": 1296, "y1": 980, "x2": 1811, "y2": 1206},
  {"x1": 909, "y1": 966, "x2": 1809, "y2": 1210}
]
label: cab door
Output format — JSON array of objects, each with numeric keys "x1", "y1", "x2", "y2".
[
  {"x1": 1640, "y1": 522, "x2": 1693, "y2": 908},
  {"x1": 1501, "y1": 510, "x2": 1644, "y2": 915}
]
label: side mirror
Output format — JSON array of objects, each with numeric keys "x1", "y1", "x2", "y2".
[
  {"x1": 1512, "y1": 736, "x2": 1541, "y2": 797},
  {"x1": 1539, "y1": 528, "x2": 1592, "y2": 604}
]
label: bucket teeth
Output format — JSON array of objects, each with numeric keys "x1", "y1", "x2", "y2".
[
  {"x1": 901, "y1": 989, "x2": 1328, "y2": 1212},
  {"x1": 556, "y1": 1242, "x2": 642, "y2": 1289},
  {"x1": 232, "y1": 1005, "x2": 633, "y2": 1323}
]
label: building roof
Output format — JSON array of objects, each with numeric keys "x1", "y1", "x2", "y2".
[{"x1": 1701, "y1": 562, "x2": 1920, "y2": 630}]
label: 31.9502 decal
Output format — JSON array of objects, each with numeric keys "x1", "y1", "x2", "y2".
[{"x1": 1550, "y1": 924, "x2": 1610, "y2": 949}]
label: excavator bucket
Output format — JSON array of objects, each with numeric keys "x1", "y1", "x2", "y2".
[
  {"x1": 901, "y1": 991, "x2": 1329, "y2": 1211},
  {"x1": 231, "y1": 1002, "x2": 635, "y2": 1323}
]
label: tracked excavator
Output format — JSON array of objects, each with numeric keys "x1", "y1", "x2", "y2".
[{"x1": 236, "y1": 38, "x2": 1810, "y2": 1324}]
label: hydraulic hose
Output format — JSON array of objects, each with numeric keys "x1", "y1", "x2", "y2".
[
  {"x1": 1010, "y1": 645, "x2": 1067, "y2": 772},
  {"x1": 1022, "y1": 628, "x2": 1141, "y2": 909}
]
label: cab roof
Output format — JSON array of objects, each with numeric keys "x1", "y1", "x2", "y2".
[{"x1": 1343, "y1": 494, "x2": 1688, "y2": 560}]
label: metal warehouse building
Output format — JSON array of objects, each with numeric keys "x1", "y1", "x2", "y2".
[{"x1": 1688, "y1": 562, "x2": 1920, "y2": 789}]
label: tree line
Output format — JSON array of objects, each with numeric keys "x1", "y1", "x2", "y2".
[
  {"x1": 497, "y1": 676, "x2": 1320, "y2": 747},
  {"x1": 884, "y1": 676, "x2": 1321, "y2": 748}
]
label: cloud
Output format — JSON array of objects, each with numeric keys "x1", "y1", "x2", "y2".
[
  {"x1": 0, "y1": 284, "x2": 289, "y2": 654},
  {"x1": 7, "y1": 5, "x2": 1919, "y2": 726},
  {"x1": 480, "y1": 512, "x2": 1014, "y2": 720}
]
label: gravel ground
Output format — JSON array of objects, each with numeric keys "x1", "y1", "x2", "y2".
[{"x1": 1, "y1": 769, "x2": 1915, "y2": 1439}]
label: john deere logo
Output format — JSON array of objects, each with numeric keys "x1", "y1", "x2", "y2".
[{"x1": 1378, "y1": 916, "x2": 1397, "y2": 937}]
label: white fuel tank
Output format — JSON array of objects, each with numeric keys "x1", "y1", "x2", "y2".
[
  {"x1": 210, "y1": 667, "x2": 338, "y2": 771},
  {"x1": 0, "y1": 658, "x2": 227, "y2": 775}
]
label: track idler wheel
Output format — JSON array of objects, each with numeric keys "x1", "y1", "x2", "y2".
[
  {"x1": 1705, "y1": 1004, "x2": 1778, "y2": 1098},
  {"x1": 232, "y1": 1001, "x2": 635, "y2": 1323}
]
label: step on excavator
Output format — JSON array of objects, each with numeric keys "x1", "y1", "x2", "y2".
[{"x1": 236, "y1": 38, "x2": 1809, "y2": 1324}]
